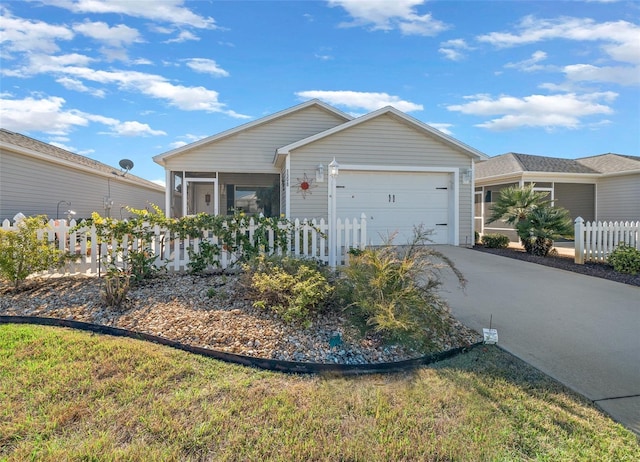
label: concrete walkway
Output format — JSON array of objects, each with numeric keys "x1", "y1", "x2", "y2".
[{"x1": 436, "y1": 245, "x2": 640, "y2": 436}]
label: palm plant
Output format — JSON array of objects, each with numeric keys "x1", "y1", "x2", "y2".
[
  {"x1": 487, "y1": 184, "x2": 573, "y2": 256},
  {"x1": 486, "y1": 183, "x2": 551, "y2": 227},
  {"x1": 516, "y1": 206, "x2": 573, "y2": 256}
]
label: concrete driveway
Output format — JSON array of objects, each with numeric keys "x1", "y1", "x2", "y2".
[{"x1": 436, "y1": 245, "x2": 640, "y2": 435}]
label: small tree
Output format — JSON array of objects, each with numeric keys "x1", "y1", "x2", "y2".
[
  {"x1": 487, "y1": 184, "x2": 572, "y2": 256},
  {"x1": 517, "y1": 206, "x2": 573, "y2": 256},
  {"x1": 486, "y1": 184, "x2": 551, "y2": 229},
  {"x1": 0, "y1": 216, "x2": 70, "y2": 289}
]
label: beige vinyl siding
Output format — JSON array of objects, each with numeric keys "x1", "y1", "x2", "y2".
[
  {"x1": 163, "y1": 106, "x2": 346, "y2": 172},
  {"x1": 554, "y1": 183, "x2": 595, "y2": 222},
  {"x1": 0, "y1": 149, "x2": 164, "y2": 221},
  {"x1": 596, "y1": 173, "x2": 640, "y2": 221},
  {"x1": 287, "y1": 114, "x2": 474, "y2": 243},
  {"x1": 481, "y1": 182, "x2": 519, "y2": 242}
]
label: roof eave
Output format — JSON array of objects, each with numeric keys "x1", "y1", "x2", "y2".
[
  {"x1": 154, "y1": 99, "x2": 353, "y2": 165},
  {"x1": 274, "y1": 106, "x2": 488, "y2": 165},
  {"x1": 2, "y1": 141, "x2": 164, "y2": 192}
]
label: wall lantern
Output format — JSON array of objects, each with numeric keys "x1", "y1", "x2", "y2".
[
  {"x1": 329, "y1": 158, "x2": 340, "y2": 178},
  {"x1": 56, "y1": 200, "x2": 71, "y2": 220},
  {"x1": 205, "y1": 193, "x2": 211, "y2": 206},
  {"x1": 315, "y1": 164, "x2": 324, "y2": 183},
  {"x1": 461, "y1": 168, "x2": 471, "y2": 185}
]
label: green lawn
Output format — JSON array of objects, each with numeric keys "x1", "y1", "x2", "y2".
[{"x1": 1, "y1": 324, "x2": 637, "y2": 461}]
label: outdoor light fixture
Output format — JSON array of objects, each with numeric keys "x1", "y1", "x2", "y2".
[
  {"x1": 316, "y1": 164, "x2": 324, "y2": 182},
  {"x1": 56, "y1": 200, "x2": 71, "y2": 220},
  {"x1": 329, "y1": 158, "x2": 339, "y2": 178},
  {"x1": 461, "y1": 168, "x2": 471, "y2": 185}
]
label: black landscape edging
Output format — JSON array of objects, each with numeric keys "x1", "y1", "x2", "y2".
[{"x1": 0, "y1": 315, "x2": 482, "y2": 375}]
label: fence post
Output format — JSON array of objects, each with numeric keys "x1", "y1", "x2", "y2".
[{"x1": 574, "y1": 217, "x2": 584, "y2": 264}]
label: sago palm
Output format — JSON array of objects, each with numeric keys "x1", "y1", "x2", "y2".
[
  {"x1": 516, "y1": 206, "x2": 573, "y2": 256},
  {"x1": 486, "y1": 183, "x2": 551, "y2": 226}
]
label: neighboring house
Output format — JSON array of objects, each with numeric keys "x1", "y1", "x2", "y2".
[
  {"x1": 0, "y1": 129, "x2": 165, "y2": 222},
  {"x1": 475, "y1": 152, "x2": 640, "y2": 241},
  {"x1": 153, "y1": 99, "x2": 487, "y2": 246}
]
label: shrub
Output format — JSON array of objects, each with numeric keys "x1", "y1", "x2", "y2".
[
  {"x1": 487, "y1": 184, "x2": 573, "y2": 256},
  {"x1": 337, "y1": 226, "x2": 466, "y2": 350},
  {"x1": 481, "y1": 233, "x2": 510, "y2": 249},
  {"x1": 0, "y1": 216, "x2": 72, "y2": 290},
  {"x1": 474, "y1": 231, "x2": 480, "y2": 245},
  {"x1": 243, "y1": 255, "x2": 334, "y2": 325},
  {"x1": 516, "y1": 206, "x2": 573, "y2": 256},
  {"x1": 608, "y1": 245, "x2": 640, "y2": 275},
  {"x1": 102, "y1": 268, "x2": 131, "y2": 309}
]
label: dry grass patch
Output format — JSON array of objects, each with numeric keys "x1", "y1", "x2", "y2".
[{"x1": 1, "y1": 324, "x2": 638, "y2": 461}]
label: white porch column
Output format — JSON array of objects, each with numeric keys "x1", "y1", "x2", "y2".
[
  {"x1": 165, "y1": 170, "x2": 171, "y2": 217},
  {"x1": 328, "y1": 158, "x2": 339, "y2": 268}
]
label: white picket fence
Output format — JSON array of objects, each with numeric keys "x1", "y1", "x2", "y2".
[
  {"x1": 574, "y1": 217, "x2": 640, "y2": 264},
  {"x1": 1, "y1": 214, "x2": 368, "y2": 275}
]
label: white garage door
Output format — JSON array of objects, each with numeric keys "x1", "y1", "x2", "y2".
[{"x1": 336, "y1": 171, "x2": 451, "y2": 245}]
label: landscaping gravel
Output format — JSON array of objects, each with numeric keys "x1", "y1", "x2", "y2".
[
  {"x1": 473, "y1": 246, "x2": 640, "y2": 287},
  {"x1": 0, "y1": 273, "x2": 482, "y2": 364}
]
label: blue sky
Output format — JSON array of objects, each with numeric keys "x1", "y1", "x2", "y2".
[{"x1": 1, "y1": 0, "x2": 639, "y2": 184}]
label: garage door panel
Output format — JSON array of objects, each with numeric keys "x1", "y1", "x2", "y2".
[{"x1": 336, "y1": 171, "x2": 451, "y2": 245}]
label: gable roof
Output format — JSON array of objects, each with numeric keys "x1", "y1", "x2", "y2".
[
  {"x1": 274, "y1": 105, "x2": 487, "y2": 165},
  {"x1": 153, "y1": 99, "x2": 353, "y2": 165},
  {"x1": 0, "y1": 128, "x2": 163, "y2": 191},
  {"x1": 476, "y1": 152, "x2": 640, "y2": 180}
]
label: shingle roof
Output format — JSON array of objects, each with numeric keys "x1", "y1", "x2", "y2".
[
  {"x1": 0, "y1": 128, "x2": 163, "y2": 190},
  {"x1": 476, "y1": 152, "x2": 640, "y2": 179},
  {"x1": 576, "y1": 153, "x2": 640, "y2": 173}
]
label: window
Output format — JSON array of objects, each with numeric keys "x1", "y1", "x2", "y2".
[{"x1": 226, "y1": 185, "x2": 280, "y2": 217}]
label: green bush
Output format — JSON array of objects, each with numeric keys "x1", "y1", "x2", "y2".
[
  {"x1": 608, "y1": 245, "x2": 640, "y2": 275},
  {"x1": 243, "y1": 255, "x2": 334, "y2": 325},
  {"x1": 337, "y1": 227, "x2": 466, "y2": 350},
  {"x1": 481, "y1": 233, "x2": 510, "y2": 249},
  {"x1": 0, "y1": 216, "x2": 73, "y2": 290}
]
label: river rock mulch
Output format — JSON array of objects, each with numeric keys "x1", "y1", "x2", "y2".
[{"x1": 0, "y1": 273, "x2": 482, "y2": 365}]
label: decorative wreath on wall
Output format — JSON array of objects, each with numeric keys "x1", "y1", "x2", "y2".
[{"x1": 294, "y1": 172, "x2": 317, "y2": 199}]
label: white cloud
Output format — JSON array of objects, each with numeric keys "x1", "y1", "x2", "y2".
[
  {"x1": 296, "y1": 90, "x2": 423, "y2": 112},
  {"x1": 184, "y1": 58, "x2": 229, "y2": 77},
  {"x1": 73, "y1": 21, "x2": 141, "y2": 47},
  {"x1": 478, "y1": 16, "x2": 640, "y2": 64},
  {"x1": 426, "y1": 123, "x2": 453, "y2": 135},
  {"x1": 97, "y1": 120, "x2": 167, "y2": 137},
  {"x1": 169, "y1": 140, "x2": 188, "y2": 149},
  {"x1": 56, "y1": 76, "x2": 106, "y2": 97},
  {"x1": 164, "y1": 30, "x2": 200, "y2": 43},
  {"x1": 438, "y1": 38, "x2": 473, "y2": 61},
  {"x1": 133, "y1": 58, "x2": 153, "y2": 65},
  {"x1": 41, "y1": 0, "x2": 217, "y2": 29},
  {"x1": 328, "y1": 0, "x2": 448, "y2": 36},
  {"x1": 5, "y1": 56, "x2": 249, "y2": 118},
  {"x1": 1, "y1": 95, "x2": 88, "y2": 134},
  {"x1": 0, "y1": 9, "x2": 73, "y2": 54},
  {"x1": 505, "y1": 50, "x2": 550, "y2": 72},
  {"x1": 447, "y1": 92, "x2": 617, "y2": 131},
  {"x1": 563, "y1": 64, "x2": 640, "y2": 86},
  {"x1": 478, "y1": 16, "x2": 640, "y2": 86},
  {"x1": 0, "y1": 94, "x2": 166, "y2": 137}
]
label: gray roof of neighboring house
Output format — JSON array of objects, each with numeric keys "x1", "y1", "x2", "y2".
[
  {"x1": 476, "y1": 152, "x2": 640, "y2": 179},
  {"x1": 0, "y1": 128, "x2": 163, "y2": 190}
]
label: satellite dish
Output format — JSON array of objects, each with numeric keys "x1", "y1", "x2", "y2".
[{"x1": 119, "y1": 159, "x2": 134, "y2": 173}]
